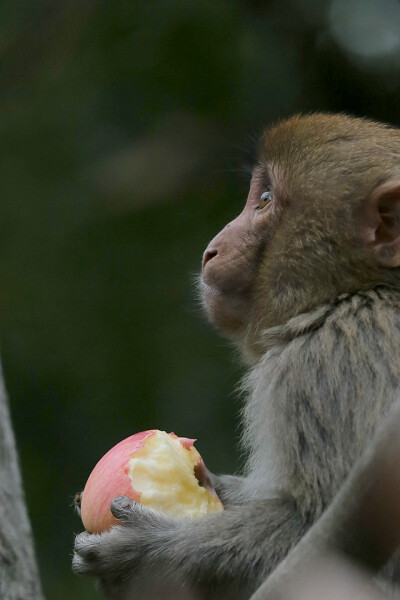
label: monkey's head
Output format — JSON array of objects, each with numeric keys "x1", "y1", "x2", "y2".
[{"x1": 200, "y1": 113, "x2": 400, "y2": 357}]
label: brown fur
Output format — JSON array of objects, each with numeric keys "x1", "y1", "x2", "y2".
[{"x1": 242, "y1": 114, "x2": 400, "y2": 359}]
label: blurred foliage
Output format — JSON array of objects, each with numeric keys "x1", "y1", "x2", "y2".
[{"x1": 1, "y1": 0, "x2": 400, "y2": 598}]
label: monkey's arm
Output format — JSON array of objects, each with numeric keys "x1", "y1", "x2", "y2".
[
  {"x1": 73, "y1": 493, "x2": 308, "y2": 600},
  {"x1": 250, "y1": 400, "x2": 400, "y2": 600}
]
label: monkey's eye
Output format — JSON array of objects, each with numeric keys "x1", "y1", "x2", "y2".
[{"x1": 257, "y1": 191, "x2": 273, "y2": 210}]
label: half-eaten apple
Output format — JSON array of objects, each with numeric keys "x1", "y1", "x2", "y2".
[{"x1": 79, "y1": 429, "x2": 223, "y2": 533}]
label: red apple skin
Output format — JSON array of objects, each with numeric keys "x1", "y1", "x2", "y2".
[
  {"x1": 80, "y1": 430, "x2": 199, "y2": 534},
  {"x1": 80, "y1": 430, "x2": 157, "y2": 533}
]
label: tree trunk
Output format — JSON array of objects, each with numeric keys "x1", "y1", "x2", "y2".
[{"x1": 0, "y1": 363, "x2": 44, "y2": 600}]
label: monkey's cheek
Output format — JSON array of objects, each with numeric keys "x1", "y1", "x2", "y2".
[{"x1": 79, "y1": 430, "x2": 223, "y2": 534}]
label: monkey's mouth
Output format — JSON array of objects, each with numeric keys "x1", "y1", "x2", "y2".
[
  {"x1": 201, "y1": 273, "x2": 252, "y2": 299},
  {"x1": 202, "y1": 249, "x2": 218, "y2": 271}
]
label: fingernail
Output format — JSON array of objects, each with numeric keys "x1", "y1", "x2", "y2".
[{"x1": 113, "y1": 496, "x2": 130, "y2": 507}]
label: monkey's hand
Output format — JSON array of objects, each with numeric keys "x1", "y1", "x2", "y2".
[
  {"x1": 73, "y1": 493, "x2": 304, "y2": 600},
  {"x1": 208, "y1": 473, "x2": 245, "y2": 507},
  {"x1": 73, "y1": 496, "x2": 180, "y2": 599}
]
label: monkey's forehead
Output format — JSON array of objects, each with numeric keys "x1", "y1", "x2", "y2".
[{"x1": 258, "y1": 113, "x2": 399, "y2": 166}]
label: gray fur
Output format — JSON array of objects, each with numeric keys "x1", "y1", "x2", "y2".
[{"x1": 73, "y1": 286, "x2": 400, "y2": 599}]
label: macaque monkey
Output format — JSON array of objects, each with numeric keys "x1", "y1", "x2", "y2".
[{"x1": 73, "y1": 114, "x2": 400, "y2": 599}]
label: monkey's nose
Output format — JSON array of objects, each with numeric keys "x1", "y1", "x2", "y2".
[{"x1": 202, "y1": 249, "x2": 218, "y2": 271}]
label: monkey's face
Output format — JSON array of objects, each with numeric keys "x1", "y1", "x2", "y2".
[
  {"x1": 201, "y1": 113, "x2": 400, "y2": 347},
  {"x1": 200, "y1": 171, "x2": 283, "y2": 338}
]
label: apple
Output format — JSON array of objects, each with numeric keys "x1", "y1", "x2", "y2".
[{"x1": 80, "y1": 429, "x2": 223, "y2": 533}]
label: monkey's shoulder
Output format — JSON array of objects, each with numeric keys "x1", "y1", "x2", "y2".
[
  {"x1": 333, "y1": 286, "x2": 400, "y2": 318},
  {"x1": 263, "y1": 287, "x2": 400, "y2": 345},
  {"x1": 323, "y1": 286, "x2": 400, "y2": 342},
  {"x1": 256, "y1": 287, "x2": 400, "y2": 378}
]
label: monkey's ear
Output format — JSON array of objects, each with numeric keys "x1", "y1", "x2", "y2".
[{"x1": 362, "y1": 180, "x2": 400, "y2": 268}]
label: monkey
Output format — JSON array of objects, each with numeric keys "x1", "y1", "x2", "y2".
[{"x1": 73, "y1": 113, "x2": 400, "y2": 600}]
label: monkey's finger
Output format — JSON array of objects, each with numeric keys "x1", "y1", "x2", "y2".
[
  {"x1": 73, "y1": 531, "x2": 114, "y2": 576},
  {"x1": 74, "y1": 531, "x2": 94, "y2": 551},
  {"x1": 110, "y1": 495, "x2": 137, "y2": 522},
  {"x1": 72, "y1": 552, "x2": 98, "y2": 575},
  {"x1": 73, "y1": 531, "x2": 102, "y2": 560}
]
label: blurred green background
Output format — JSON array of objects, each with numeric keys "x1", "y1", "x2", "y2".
[{"x1": 2, "y1": 0, "x2": 400, "y2": 597}]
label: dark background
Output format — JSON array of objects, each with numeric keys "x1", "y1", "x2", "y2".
[{"x1": 2, "y1": 0, "x2": 400, "y2": 597}]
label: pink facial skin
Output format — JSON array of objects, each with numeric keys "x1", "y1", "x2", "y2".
[
  {"x1": 80, "y1": 430, "x2": 217, "y2": 533},
  {"x1": 200, "y1": 171, "x2": 282, "y2": 339}
]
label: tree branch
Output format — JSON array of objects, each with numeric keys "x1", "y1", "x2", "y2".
[{"x1": 0, "y1": 362, "x2": 44, "y2": 600}]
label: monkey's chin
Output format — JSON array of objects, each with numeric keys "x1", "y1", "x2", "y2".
[{"x1": 200, "y1": 281, "x2": 248, "y2": 340}]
